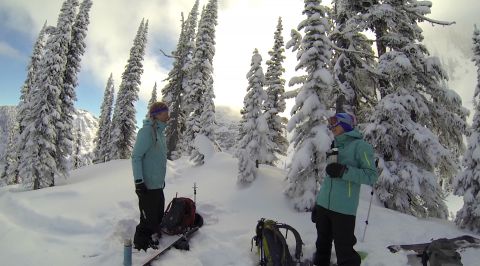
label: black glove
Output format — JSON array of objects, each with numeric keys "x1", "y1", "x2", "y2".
[
  {"x1": 326, "y1": 163, "x2": 346, "y2": 178},
  {"x1": 135, "y1": 180, "x2": 147, "y2": 195}
]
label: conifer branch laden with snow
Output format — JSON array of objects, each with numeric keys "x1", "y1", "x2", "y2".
[
  {"x1": 109, "y1": 19, "x2": 148, "y2": 160},
  {"x1": 453, "y1": 25, "x2": 480, "y2": 233},
  {"x1": 237, "y1": 49, "x2": 267, "y2": 183},
  {"x1": 285, "y1": 0, "x2": 334, "y2": 211}
]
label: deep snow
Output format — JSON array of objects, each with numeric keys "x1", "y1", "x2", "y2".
[{"x1": 0, "y1": 152, "x2": 479, "y2": 265}]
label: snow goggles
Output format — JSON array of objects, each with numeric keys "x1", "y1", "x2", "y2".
[
  {"x1": 327, "y1": 116, "x2": 340, "y2": 130},
  {"x1": 327, "y1": 113, "x2": 354, "y2": 131},
  {"x1": 150, "y1": 106, "x2": 169, "y2": 116}
]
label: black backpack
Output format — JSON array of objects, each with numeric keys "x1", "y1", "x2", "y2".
[
  {"x1": 252, "y1": 218, "x2": 304, "y2": 266},
  {"x1": 161, "y1": 197, "x2": 203, "y2": 235},
  {"x1": 421, "y1": 238, "x2": 463, "y2": 266}
]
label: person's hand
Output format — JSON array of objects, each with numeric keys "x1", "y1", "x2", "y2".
[
  {"x1": 326, "y1": 163, "x2": 346, "y2": 178},
  {"x1": 135, "y1": 180, "x2": 147, "y2": 195}
]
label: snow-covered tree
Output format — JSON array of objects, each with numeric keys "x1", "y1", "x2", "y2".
[
  {"x1": 237, "y1": 49, "x2": 267, "y2": 183},
  {"x1": 330, "y1": 0, "x2": 378, "y2": 121},
  {"x1": 57, "y1": 0, "x2": 91, "y2": 178},
  {"x1": 73, "y1": 131, "x2": 82, "y2": 169},
  {"x1": 285, "y1": 0, "x2": 334, "y2": 211},
  {"x1": 148, "y1": 82, "x2": 157, "y2": 110},
  {"x1": 363, "y1": 0, "x2": 467, "y2": 218},
  {"x1": 5, "y1": 22, "x2": 48, "y2": 184},
  {"x1": 453, "y1": 25, "x2": 480, "y2": 233},
  {"x1": 19, "y1": 0, "x2": 79, "y2": 190},
  {"x1": 1, "y1": 123, "x2": 18, "y2": 185},
  {"x1": 163, "y1": 0, "x2": 199, "y2": 159},
  {"x1": 109, "y1": 19, "x2": 148, "y2": 160},
  {"x1": 263, "y1": 17, "x2": 288, "y2": 165},
  {"x1": 93, "y1": 74, "x2": 115, "y2": 163},
  {"x1": 183, "y1": 0, "x2": 218, "y2": 165}
]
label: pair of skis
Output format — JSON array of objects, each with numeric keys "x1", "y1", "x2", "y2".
[
  {"x1": 387, "y1": 235, "x2": 480, "y2": 254},
  {"x1": 140, "y1": 226, "x2": 199, "y2": 266}
]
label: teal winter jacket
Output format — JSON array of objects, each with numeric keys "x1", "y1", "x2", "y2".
[
  {"x1": 131, "y1": 119, "x2": 167, "y2": 189},
  {"x1": 316, "y1": 129, "x2": 377, "y2": 216}
]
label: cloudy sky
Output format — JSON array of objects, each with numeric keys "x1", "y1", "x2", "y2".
[{"x1": 0, "y1": 0, "x2": 479, "y2": 124}]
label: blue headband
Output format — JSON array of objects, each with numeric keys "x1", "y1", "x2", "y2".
[{"x1": 150, "y1": 107, "x2": 169, "y2": 116}]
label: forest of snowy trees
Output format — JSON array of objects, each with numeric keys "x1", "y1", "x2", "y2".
[
  {"x1": 234, "y1": 0, "x2": 479, "y2": 233},
  {"x1": 1, "y1": 0, "x2": 479, "y2": 233}
]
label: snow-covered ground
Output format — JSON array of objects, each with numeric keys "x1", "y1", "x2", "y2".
[{"x1": 0, "y1": 152, "x2": 479, "y2": 266}]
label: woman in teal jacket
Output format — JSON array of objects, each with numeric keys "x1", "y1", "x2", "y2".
[
  {"x1": 132, "y1": 102, "x2": 169, "y2": 251},
  {"x1": 312, "y1": 113, "x2": 377, "y2": 266}
]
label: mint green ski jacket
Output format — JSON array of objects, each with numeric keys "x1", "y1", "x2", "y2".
[
  {"x1": 316, "y1": 129, "x2": 378, "y2": 216},
  {"x1": 131, "y1": 119, "x2": 167, "y2": 189}
]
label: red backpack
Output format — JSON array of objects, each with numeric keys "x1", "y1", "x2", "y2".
[{"x1": 161, "y1": 197, "x2": 198, "y2": 235}]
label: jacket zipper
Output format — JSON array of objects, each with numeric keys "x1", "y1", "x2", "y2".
[{"x1": 348, "y1": 181, "x2": 351, "y2": 197}]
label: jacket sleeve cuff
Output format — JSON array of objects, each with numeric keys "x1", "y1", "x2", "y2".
[{"x1": 134, "y1": 179, "x2": 144, "y2": 184}]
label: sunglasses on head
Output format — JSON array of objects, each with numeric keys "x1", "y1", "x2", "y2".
[{"x1": 150, "y1": 107, "x2": 169, "y2": 116}]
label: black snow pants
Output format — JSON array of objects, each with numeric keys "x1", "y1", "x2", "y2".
[
  {"x1": 133, "y1": 188, "x2": 165, "y2": 249},
  {"x1": 312, "y1": 205, "x2": 361, "y2": 266}
]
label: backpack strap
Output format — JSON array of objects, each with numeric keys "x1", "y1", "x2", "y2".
[{"x1": 276, "y1": 223, "x2": 304, "y2": 260}]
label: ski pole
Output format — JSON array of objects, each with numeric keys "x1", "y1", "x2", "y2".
[
  {"x1": 361, "y1": 188, "x2": 374, "y2": 242},
  {"x1": 193, "y1": 182, "x2": 197, "y2": 204}
]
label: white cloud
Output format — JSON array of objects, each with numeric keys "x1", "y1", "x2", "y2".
[
  {"x1": 0, "y1": 0, "x2": 476, "y2": 120},
  {"x1": 0, "y1": 41, "x2": 24, "y2": 60},
  {"x1": 420, "y1": 0, "x2": 480, "y2": 122}
]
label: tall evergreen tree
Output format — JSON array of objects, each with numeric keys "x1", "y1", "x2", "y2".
[
  {"x1": 148, "y1": 82, "x2": 157, "y2": 110},
  {"x1": 183, "y1": 0, "x2": 218, "y2": 164},
  {"x1": 57, "y1": 0, "x2": 92, "y2": 178},
  {"x1": 19, "y1": 0, "x2": 79, "y2": 190},
  {"x1": 330, "y1": 0, "x2": 378, "y2": 121},
  {"x1": 163, "y1": 0, "x2": 200, "y2": 159},
  {"x1": 109, "y1": 19, "x2": 148, "y2": 160},
  {"x1": 5, "y1": 22, "x2": 48, "y2": 184},
  {"x1": 453, "y1": 25, "x2": 480, "y2": 233},
  {"x1": 93, "y1": 74, "x2": 115, "y2": 163},
  {"x1": 285, "y1": 0, "x2": 334, "y2": 211},
  {"x1": 363, "y1": 0, "x2": 467, "y2": 218},
  {"x1": 263, "y1": 17, "x2": 288, "y2": 165},
  {"x1": 237, "y1": 49, "x2": 267, "y2": 183}
]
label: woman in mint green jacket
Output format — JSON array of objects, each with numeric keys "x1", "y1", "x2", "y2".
[
  {"x1": 312, "y1": 113, "x2": 377, "y2": 266},
  {"x1": 131, "y1": 102, "x2": 169, "y2": 251}
]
